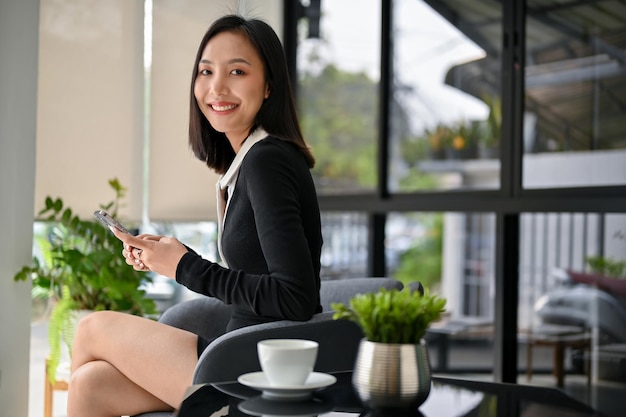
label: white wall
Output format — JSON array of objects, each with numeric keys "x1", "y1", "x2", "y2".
[
  {"x1": 524, "y1": 149, "x2": 626, "y2": 188},
  {"x1": 0, "y1": 0, "x2": 39, "y2": 415}
]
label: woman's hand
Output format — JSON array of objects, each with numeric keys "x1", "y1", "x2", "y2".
[{"x1": 111, "y1": 228, "x2": 189, "y2": 279}]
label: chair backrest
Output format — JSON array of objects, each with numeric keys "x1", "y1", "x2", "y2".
[
  {"x1": 193, "y1": 278, "x2": 410, "y2": 384},
  {"x1": 319, "y1": 277, "x2": 404, "y2": 311}
]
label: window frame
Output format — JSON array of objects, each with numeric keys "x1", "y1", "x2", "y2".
[{"x1": 284, "y1": 0, "x2": 626, "y2": 383}]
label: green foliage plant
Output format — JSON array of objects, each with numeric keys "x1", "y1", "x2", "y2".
[
  {"x1": 481, "y1": 94, "x2": 501, "y2": 149},
  {"x1": 427, "y1": 125, "x2": 453, "y2": 154},
  {"x1": 586, "y1": 256, "x2": 626, "y2": 279},
  {"x1": 46, "y1": 285, "x2": 77, "y2": 384},
  {"x1": 332, "y1": 287, "x2": 446, "y2": 344},
  {"x1": 394, "y1": 214, "x2": 443, "y2": 289},
  {"x1": 14, "y1": 178, "x2": 156, "y2": 382},
  {"x1": 299, "y1": 64, "x2": 378, "y2": 190}
]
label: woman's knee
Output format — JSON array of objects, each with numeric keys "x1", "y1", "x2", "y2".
[
  {"x1": 69, "y1": 360, "x2": 103, "y2": 391},
  {"x1": 74, "y1": 311, "x2": 118, "y2": 343},
  {"x1": 67, "y1": 361, "x2": 110, "y2": 413},
  {"x1": 72, "y1": 311, "x2": 121, "y2": 361}
]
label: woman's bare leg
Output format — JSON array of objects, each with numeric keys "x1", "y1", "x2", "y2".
[
  {"x1": 68, "y1": 360, "x2": 173, "y2": 416},
  {"x1": 68, "y1": 310, "x2": 199, "y2": 416}
]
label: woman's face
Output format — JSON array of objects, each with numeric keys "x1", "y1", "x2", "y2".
[{"x1": 194, "y1": 30, "x2": 269, "y2": 150}]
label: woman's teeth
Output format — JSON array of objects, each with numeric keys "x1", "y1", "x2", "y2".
[{"x1": 212, "y1": 104, "x2": 237, "y2": 111}]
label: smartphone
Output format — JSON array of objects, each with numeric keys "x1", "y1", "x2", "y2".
[{"x1": 93, "y1": 210, "x2": 131, "y2": 234}]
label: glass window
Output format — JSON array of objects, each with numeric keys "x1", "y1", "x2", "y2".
[
  {"x1": 320, "y1": 212, "x2": 369, "y2": 279},
  {"x1": 387, "y1": 211, "x2": 496, "y2": 374},
  {"x1": 518, "y1": 212, "x2": 626, "y2": 416},
  {"x1": 389, "y1": 0, "x2": 501, "y2": 192},
  {"x1": 297, "y1": 0, "x2": 381, "y2": 195},
  {"x1": 523, "y1": 1, "x2": 626, "y2": 189}
]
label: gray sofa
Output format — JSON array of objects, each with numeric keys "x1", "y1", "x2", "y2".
[{"x1": 135, "y1": 277, "x2": 413, "y2": 417}]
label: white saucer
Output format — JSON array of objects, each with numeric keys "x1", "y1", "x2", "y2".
[{"x1": 237, "y1": 371, "x2": 337, "y2": 401}]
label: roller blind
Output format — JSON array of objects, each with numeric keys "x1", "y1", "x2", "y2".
[
  {"x1": 35, "y1": 0, "x2": 282, "y2": 223},
  {"x1": 148, "y1": 0, "x2": 282, "y2": 222},
  {"x1": 35, "y1": 0, "x2": 145, "y2": 223}
]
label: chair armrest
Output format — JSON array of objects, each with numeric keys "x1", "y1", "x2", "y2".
[
  {"x1": 193, "y1": 312, "x2": 363, "y2": 383},
  {"x1": 158, "y1": 297, "x2": 234, "y2": 341}
]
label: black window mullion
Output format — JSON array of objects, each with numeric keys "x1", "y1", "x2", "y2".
[
  {"x1": 283, "y1": 0, "x2": 301, "y2": 97},
  {"x1": 501, "y1": 0, "x2": 526, "y2": 196},
  {"x1": 367, "y1": 0, "x2": 393, "y2": 277},
  {"x1": 378, "y1": 0, "x2": 392, "y2": 201},
  {"x1": 494, "y1": 0, "x2": 526, "y2": 384}
]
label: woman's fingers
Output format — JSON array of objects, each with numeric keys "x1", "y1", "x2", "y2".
[
  {"x1": 113, "y1": 228, "x2": 184, "y2": 276},
  {"x1": 113, "y1": 230, "x2": 152, "y2": 271},
  {"x1": 111, "y1": 228, "x2": 148, "y2": 250}
]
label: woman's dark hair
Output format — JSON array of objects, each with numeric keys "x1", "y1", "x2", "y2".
[{"x1": 188, "y1": 15, "x2": 314, "y2": 174}]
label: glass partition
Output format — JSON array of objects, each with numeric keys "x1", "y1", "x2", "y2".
[
  {"x1": 518, "y1": 212, "x2": 626, "y2": 417},
  {"x1": 387, "y1": 211, "x2": 496, "y2": 374},
  {"x1": 297, "y1": 0, "x2": 381, "y2": 195},
  {"x1": 389, "y1": 0, "x2": 501, "y2": 192},
  {"x1": 522, "y1": 1, "x2": 626, "y2": 189}
]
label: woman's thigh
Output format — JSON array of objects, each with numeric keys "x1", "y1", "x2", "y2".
[{"x1": 71, "y1": 310, "x2": 198, "y2": 407}]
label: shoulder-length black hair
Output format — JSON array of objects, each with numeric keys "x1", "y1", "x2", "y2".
[{"x1": 188, "y1": 14, "x2": 315, "y2": 174}]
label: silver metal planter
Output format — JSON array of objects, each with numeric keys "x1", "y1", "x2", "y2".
[{"x1": 352, "y1": 338, "x2": 432, "y2": 410}]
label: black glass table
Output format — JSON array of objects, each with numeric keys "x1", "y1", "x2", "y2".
[{"x1": 174, "y1": 371, "x2": 606, "y2": 417}]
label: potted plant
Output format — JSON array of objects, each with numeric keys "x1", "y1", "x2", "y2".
[
  {"x1": 332, "y1": 287, "x2": 446, "y2": 410},
  {"x1": 478, "y1": 94, "x2": 501, "y2": 159},
  {"x1": 14, "y1": 178, "x2": 157, "y2": 382},
  {"x1": 426, "y1": 125, "x2": 452, "y2": 160},
  {"x1": 447, "y1": 121, "x2": 479, "y2": 160},
  {"x1": 585, "y1": 255, "x2": 626, "y2": 278},
  {"x1": 564, "y1": 255, "x2": 626, "y2": 303}
]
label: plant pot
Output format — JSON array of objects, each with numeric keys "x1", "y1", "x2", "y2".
[
  {"x1": 445, "y1": 146, "x2": 477, "y2": 160},
  {"x1": 352, "y1": 338, "x2": 432, "y2": 411},
  {"x1": 428, "y1": 148, "x2": 445, "y2": 160}
]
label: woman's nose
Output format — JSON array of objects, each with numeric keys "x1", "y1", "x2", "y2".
[{"x1": 209, "y1": 74, "x2": 228, "y2": 96}]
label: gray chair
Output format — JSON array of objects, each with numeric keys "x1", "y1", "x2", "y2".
[{"x1": 135, "y1": 277, "x2": 409, "y2": 417}]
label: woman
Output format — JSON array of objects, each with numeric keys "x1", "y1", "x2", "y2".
[{"x1": 67, "y1": 15, "x2": 322, "y2": 416}]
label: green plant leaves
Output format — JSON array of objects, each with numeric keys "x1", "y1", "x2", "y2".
[
  {"x1": 586, "y1": 256, "x2": 626, "y2": 278},
  {"x1": 332, "y1": 287, "x2": 446, "y2": 344},
  {"x1": 14, "y1": 177, "x2": 157, "y2": 314},
  {"x1": 47, "y1": 285, "x2": 77, "y2": 384},
  {"x1": 16, "y1": 178, "x2": 157, "y2": 384}
]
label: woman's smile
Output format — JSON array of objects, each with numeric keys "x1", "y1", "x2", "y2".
[{"x1": 210, "y1": 103, "x2": 238, "y2": 112}]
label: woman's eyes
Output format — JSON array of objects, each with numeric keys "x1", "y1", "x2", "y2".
[{"x1": 198, "y1": 68, "x2": 245, "y2": 76}]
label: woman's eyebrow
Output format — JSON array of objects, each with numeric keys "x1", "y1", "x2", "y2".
[{"x1": 199, "y1": 58, "x2": 252, "y2": 66}]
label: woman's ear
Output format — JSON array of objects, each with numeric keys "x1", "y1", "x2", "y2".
[{"x1": 264, "y1": 83, "x2": 270, "y2": 99}]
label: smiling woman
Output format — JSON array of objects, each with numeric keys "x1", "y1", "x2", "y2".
[{"x1": 67, "y1": 14, "x2": 322, "y2": 417}]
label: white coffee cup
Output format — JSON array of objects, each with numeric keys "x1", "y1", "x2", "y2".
[{"x1": 257, "y1": 339, "x2": 319, "y2": 386}]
